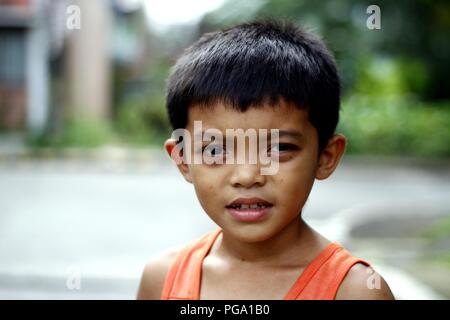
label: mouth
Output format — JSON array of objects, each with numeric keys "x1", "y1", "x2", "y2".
[{"x1": 225, "y1": 197, "x2": 273, "y2": 222}]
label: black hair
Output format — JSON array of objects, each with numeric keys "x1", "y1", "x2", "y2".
[{"x1": 166, "y1": 20, "x2": 340, "y2": 152}]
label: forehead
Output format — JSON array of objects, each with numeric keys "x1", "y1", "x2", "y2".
[{"x1": 186, "y1": 99, "x2": 312, "y2": 134}]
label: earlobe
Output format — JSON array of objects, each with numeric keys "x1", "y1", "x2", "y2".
[
  {"x1": 315, "y1": 134, "x2": 347, "y2": 180},
  {"x1": 164, "y1": 138, "x2": 193, "y2": 184}
]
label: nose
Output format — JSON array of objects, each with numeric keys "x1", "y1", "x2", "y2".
[{"x1": 229, "y1": 163, "x2": 267, "y2": 188}]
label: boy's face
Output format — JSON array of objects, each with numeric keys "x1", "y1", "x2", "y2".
[{"x1": 165, "y1": 99, "x2": 346, "y2": 243}]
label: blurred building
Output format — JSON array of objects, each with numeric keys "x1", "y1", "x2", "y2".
[
  {"x1": 0, "y1": 0, "x2": 51, "y2": 133},
  {"x1": 0, "y1": 0, "x2": 150, "y2": 138},
  {"x1": 65, "y1": 0, "x2": 111, "y2": 123},
  {"x1": 111, "y1": 0, "x2": 153, "y2": 116}
]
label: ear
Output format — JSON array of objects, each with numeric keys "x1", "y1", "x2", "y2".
[
  {"x1": 315, "y1": 134, "x2": 347, "y2": 180},
  {"x1": 164, "y1": 138, "x2": 193, "y2": 184}
]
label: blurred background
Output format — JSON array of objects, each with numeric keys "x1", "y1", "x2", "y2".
[{"x1": 0, "y1": 0, "x2": 449, "y2": 299}]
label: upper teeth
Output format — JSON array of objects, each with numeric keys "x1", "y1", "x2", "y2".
[{"x1": 232, "y1": 203, "x2": 268, "y2": 209}]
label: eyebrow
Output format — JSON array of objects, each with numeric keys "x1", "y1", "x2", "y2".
[
  {"x1": 194, "y1": 129, "x2": 304, "y2": 141},
  {"x1": 277, "y1": 129, "x2": 304, "y2": 141}
]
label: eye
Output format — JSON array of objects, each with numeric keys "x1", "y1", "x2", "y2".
[
  {"x1": 203, "y1": 144, "x2": 227, "y2": 157},
  {"x1": 269, "y1": 143, "x2": 299, "y2": 154}
]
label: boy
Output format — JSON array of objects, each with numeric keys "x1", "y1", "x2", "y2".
[{"x1": 137, "y1": 20, "x2": 395, "y2": 300}]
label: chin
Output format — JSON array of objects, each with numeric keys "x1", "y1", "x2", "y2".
[{"x1": 223, "y1": 223, "x2": 278, "y2": 243}]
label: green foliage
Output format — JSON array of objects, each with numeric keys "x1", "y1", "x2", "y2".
[
  {"x1": 420, "y1": 215, "x2": 450, "y2": 241},
  {"x1": 354, "y1": 56, "x2": 429, "y2": 97},
  {"x1": 115, "y1": 93, "x2": 171, "y2": 146},
  {"x1": 27, "y1": 115, "x2": 113, "y2": 148},
  {"x1": 60, "y1": 116, "x2": 113, "y2": 147},
  {"x1": 339, "y1": 95, "x2": 450, "y2": 157},
  {"x1": 418, "y1": 215, "x2": 450, "y2": 267},
  {"x1": 338, "y1": 55, "x2": 449, "y2": 157}
]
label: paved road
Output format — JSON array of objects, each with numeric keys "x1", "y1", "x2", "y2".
[{"x1": 0, "y1": 152, "x2": 448, "y2": 299}]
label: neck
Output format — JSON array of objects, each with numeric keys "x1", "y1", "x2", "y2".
[{"x1": 216, "y1": 216, "x2": 321, "y2": 265}]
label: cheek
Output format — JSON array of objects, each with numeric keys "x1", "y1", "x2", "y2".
[
  {"x1": 276, "y1": 172, "x2": 311, "y2": 197},
  {"x1": 190, "y1": 166, "x2": 224, "y2": 208},
  {"x1": 274, "y1": 176, "x2": 313, "y2": 218},
  {"x1": 275, "y1": 157, "x2": 317, "y2": 205}
]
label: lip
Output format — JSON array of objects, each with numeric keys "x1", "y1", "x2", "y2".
[
  {"x1": 226, "y1": 197, "x2": 273, "y2": 207},
  {"x1": 225, "y1": 197, "x2": 273, "y2": 222}
]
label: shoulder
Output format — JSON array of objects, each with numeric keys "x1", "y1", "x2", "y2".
[
  {"x1": 136, "y1": 246, "x2": 182, "y2": 300},
  {"x1": 335, "y1": 263, "x2": 396, "y2": 300}
]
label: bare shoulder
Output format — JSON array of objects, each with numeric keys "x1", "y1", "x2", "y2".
[
  {"x1": 136, "y1": 247, "x2": 182, "y2": 300},
  {"x1": 335, "y1": 263, "x2": 396, "y2": 300}
]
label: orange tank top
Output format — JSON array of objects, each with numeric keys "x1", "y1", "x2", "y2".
[{"x1": 161, "y1": 228, "x2": 371, "y2": 300}]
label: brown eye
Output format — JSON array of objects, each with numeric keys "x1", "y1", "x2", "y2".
[
  {"x1": 203, "y1": 144, "x2": 227, "y2": 157},
  {"x1": 269, "y1": 143, "x2": 299, "y2": 153}
]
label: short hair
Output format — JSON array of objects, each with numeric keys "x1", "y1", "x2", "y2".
[{"x1": 166, "y1": 20, "x2": 340, "y2": 152}]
